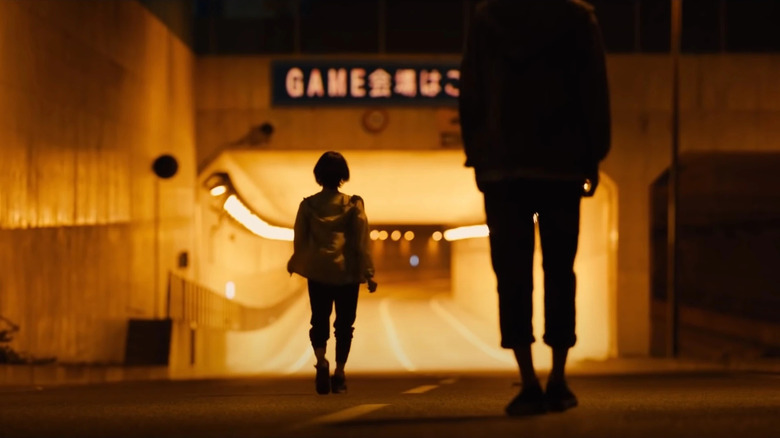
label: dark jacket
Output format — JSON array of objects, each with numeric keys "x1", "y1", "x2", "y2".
[{"x1": 459, "y1": 0, "x2": 611, "y2": 187}]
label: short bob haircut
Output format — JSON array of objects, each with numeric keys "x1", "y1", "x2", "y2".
[{"x1": 313, "y1": 151, "x2": 350, "y2": 189}]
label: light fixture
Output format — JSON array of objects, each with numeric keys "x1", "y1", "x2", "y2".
[
  {"x1": 391, "y1": 230, "x2": 402, "y2": 241},
  {"x1": 210, "y1": 185, "x2": 227, "y2": 197},
  {"x1": 223, "y1": 195, "x2": 294, "y2": 241},
  {"x1": 404, "y1": 231, "x2": 415, "y2": 241},
  {"x1": 431, "y1": 231, "x2": 443, "y2": 242},
  {"x1": 443, "y1": 224, "x2": 489, "y2": 241}
]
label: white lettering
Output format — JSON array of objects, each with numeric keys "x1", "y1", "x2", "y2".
[
  {"x1": 420, "y1": 69, "x2": 442, "y2": 97},
  {"x1": 328, "y1": 68, "x2": 348, "y2": 97},
  {"x1": 285, "y1": 68, "x2": 305, "y2": 98},
  {"x1": 307, "y1": 69, "x2": 324, "y2": 97},
  {"x1": 368, "y1": 69, "x2": 392, "y2": 98},
  {"x1": 444, "y1": 69, "x2": 460, "y2": 97},
  {"x1": 351, "y1": 68, "x2": 366, "y2": 98},
  {"x1": 394, "y1": 69, "x2": 417, "y2": 97}
]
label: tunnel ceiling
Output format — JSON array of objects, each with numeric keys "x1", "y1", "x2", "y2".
[{"x1": 222, "y1": 150, "x2": 486, "y2": 227}]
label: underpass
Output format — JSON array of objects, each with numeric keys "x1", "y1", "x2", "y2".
[{"x1": 178, "y1": 149, "x2": 618, "y2": 378}]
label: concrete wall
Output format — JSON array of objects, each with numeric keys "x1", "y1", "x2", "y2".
[
  {"x1": 195, "y1": 53, "x2": 780, "y2": 358},
  {"x1": 0, "y1": 1, "x2": 196, "y2": 363}
]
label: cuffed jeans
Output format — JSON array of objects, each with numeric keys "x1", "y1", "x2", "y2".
[
  {"x1": 307, "y1": 279, "x2": 360, "y2": 364},
  {"x1": 482, "y1": 178, "x2": 581, "y2": 349}
]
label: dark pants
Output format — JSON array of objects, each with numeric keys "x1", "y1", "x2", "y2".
[
  {"x1": 482, "y1": 178, "x2": 582, "y2": 349},
  {"x1": 307, "y1": 280, "x2": 360, "y2": 364}
]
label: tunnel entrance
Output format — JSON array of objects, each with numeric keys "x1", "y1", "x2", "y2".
[{"x1": 194, "y1": 151, "x2": 617, "y2": 374}]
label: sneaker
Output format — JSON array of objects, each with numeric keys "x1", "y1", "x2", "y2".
[
  {"x1": 331, "y1": 373, "x2": 347, "y2": 394},
  {"x1": 505, "y1": 383, "x2": 547, "y2": 417},
  {"x1": 545, "y1": 380, "x2": 578, "y2": 412},
  {"x1": 315, "y1": 362, "x2": 330, "y2": 395}
]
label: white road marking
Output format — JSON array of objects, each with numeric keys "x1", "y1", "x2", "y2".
[
  {"x1": 285, "y1": 347, "x2": 313, "y2": 374},
  {"x1": 379, "y1": 299, "x2": 417, "y2": 372},
  {"x1": 299, "y1": 404, "x2": 389, "y2": 428},
  {"x1": 429, "y1": 298, "x2": 515, "y2": 364},
  {"x1": 403, "y1": 385, "x2": 439, "y2": 394},
  {"x1": 440, "y1": 378, "x2": 458, "y2": 385}
]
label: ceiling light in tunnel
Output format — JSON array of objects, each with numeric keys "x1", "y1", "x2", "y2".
[
  {"x1": 210, "y1": 185, "x2": 227, "y2": 197},
  {"x1": 223, "y1": 195, "x2": 294, "y2": 241},
  {"x1": 431, "y1": 231, "x2": 443, "y2": 241},
  {"x1": 378, "y1": 230, "x2": 389, "y2": 241},
  {"x1": 443, "y1": 224, "x2": 489, "y2": 241},
  {"x1": 370, "y1": 230, "x2": 380, "y2": 240},
  {"x1": 404, "y1": 231, "x2": 415, "y2": 241},
  {"x1": 391, "y1": 230, "x2": 402, "y2": 241}
]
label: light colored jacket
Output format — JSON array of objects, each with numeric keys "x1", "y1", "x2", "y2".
[{"x1": 287, "y1": 189, "x2": 375, "y2": 285}]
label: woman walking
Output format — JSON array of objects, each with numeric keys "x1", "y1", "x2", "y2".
[{"x1": 287, "y1": 151, "x2": 377, "y2": 395}]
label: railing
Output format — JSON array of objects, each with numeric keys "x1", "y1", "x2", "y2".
[
  {"x1": 167, "y1": 272, "x2": 242, "y2": 331},
  {"x1": 166, "y1": 272, "x2": 305, "y2": 332}
]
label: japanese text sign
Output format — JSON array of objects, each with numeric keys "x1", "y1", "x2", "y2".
[{"x1": 272, "y1": 60, "x2": 460, "y2": 106}]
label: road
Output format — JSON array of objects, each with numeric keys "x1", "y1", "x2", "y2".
[{"x1": 1, "y1": 370, "x2": 779, "y2": 438}]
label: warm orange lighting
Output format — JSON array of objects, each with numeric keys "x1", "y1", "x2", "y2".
[
  {"x1": 533, "y1": 212, "x2": 539, "y2": 224},
  {"x1": 390, "y1": 230, "x2": 402, "y2": 241},
  {"x1": 370, "y1": 230, "x2": 380, "y2": 240},
  {"x1": 443, "y1": 225, "x2": 489, "y2": 241},
  {"x1": 378, "y1": 230, "x2": 389, "y2": 241},
  {"x1": 404, "y1": 231, "x2": 415, "y2": 241},
  {"x1": 223, "y1": 195, "x2": 294, "y2": 241},
  {"x1": 210, "y1": 185, "x2": 227, "y2": 197},
  {"x1": 431, "y1": 231, "x2": 443, "y2": 241},
  {"x1": 225, "y1": 281, "x2": 236, "y2": 300}
]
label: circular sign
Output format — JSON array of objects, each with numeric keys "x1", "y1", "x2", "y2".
[{"x1": 362, "y1": 109, "x2": 389, "y2": 133}]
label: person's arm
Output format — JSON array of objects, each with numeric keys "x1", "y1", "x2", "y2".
[
  {"x1": 351, "y1": 196, "x2": 376, "y2": 291},
  {"x1": 577, "y1": 7, "x2": 611, "y2": 177},
  {"x1": 458, "y1": 15, "x2": 485, "y2": 168},
  {"x1": 287, "y1": 199, "x2": 310, "y2": 274}
]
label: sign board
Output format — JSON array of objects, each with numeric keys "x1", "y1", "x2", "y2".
[{"x1": 272, "y1": 60, "x2": 460, "y2": 106}]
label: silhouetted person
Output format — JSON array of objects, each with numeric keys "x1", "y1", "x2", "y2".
[
  {"x1": 459, "y1": 0, "x2": 610, "y2": 416},
  {"x1": 287, "y1": 151, "x2": 377, "y2": 395}
]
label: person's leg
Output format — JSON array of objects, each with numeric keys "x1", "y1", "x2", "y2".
[
  {"x1": 483, "y1": 179, "x2": 545, "y2": 416},
  {"x1": 537, "y1": 180, "x2": 581, "y2": 410},
  {"x1": 333, "y1": 283, "x2": 360, "y2": 372},
  {"x1": 483, "y1": 180, "x2": 538, "y2": 384},
  {"x1": 331, "y1": 283, "x2": 359, "y2": 393},
  {"x1": 308, "y1": 280, "x2": 335, "y2": 394}
]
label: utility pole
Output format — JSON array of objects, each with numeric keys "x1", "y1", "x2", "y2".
[{"x1": 666, "y1": 0, "x2": 682, "y2": 358}]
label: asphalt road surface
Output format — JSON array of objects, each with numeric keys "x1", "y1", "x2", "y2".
[{"x1": 1, "y1": 370, "x2": 779, "y2": 438}]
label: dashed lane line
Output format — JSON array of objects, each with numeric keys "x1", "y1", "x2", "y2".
[{"x1": 403, "y1": 385, "x2": 439, "y2": 394}]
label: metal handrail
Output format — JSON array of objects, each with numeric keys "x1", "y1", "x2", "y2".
[{"x1": 165, "y1": 272, "x2": 305, "y2": 332}]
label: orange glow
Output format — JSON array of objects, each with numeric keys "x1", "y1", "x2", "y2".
[
  {"x1": 225, "y1": 281, "x2": 236, "y2": 300},
  {"x1": 222, "y1": 195, "x2": 294, "y2": 241},
  {"x1": 378, "y1": 230, "x2": 389, "y2": 241},
  {"x1": 404, "y1": 231, "x2": 415, "y2": 241},
  {"x1": 443, "y1": 224, "x2": 489, "y2": 241},
  {"x1": 431, "y1": 231, "x2": 443, "y2": 241},
  {"x1": 370, "y1": 230, "x2": 380, "y2": 240},
  {"x1": 391, "y1": 230, "x2": 402, "y2": 241}
]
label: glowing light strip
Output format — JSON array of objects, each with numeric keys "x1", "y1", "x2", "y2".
[
  {"x1": 442, "y1": 224, "x2": 489, "y2": 241},
  {"x1": 223, "y1": 195, "x2": 294, "y2": 241},
  {"x1": 379, "y1": 299, "x2": 417, "y2": 372}
]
